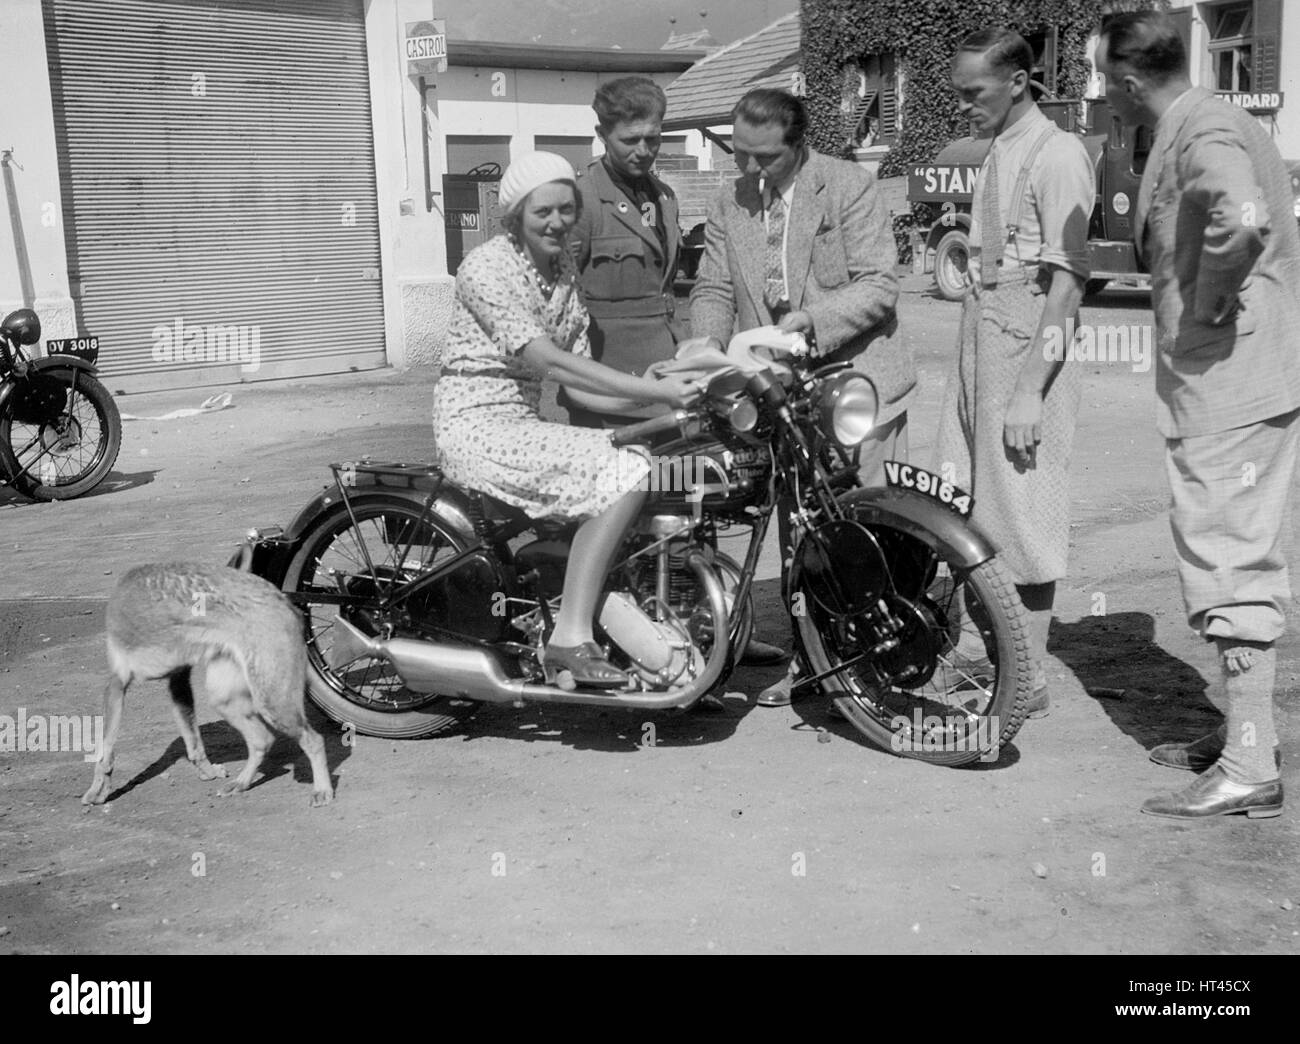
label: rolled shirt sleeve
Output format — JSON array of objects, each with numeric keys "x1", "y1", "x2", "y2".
[{"x1": 1032, "y1": 135, "x2": 1094, "y2": 279}]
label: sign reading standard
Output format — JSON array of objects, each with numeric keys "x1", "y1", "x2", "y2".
[{"x1": 405, "y1": 19, "x2": 447, "y2": 75}]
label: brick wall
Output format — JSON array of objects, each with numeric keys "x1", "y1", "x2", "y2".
[{"x1": 658, "y1": 168, "x2": 730, "y2": 234}]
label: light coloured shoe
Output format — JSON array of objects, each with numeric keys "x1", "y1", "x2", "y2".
[
  {"x1": 542, "y1": 642, "x2": 627, "y2": 689},
  {"x1": 756, "y1": 668, "x2": 795, "y2": 707}
]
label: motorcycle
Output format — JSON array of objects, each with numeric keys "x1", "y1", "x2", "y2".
[
  {"x1": 0, "y1": 308, "x2": 122, "y2": 501},
  {"x1": 234, "y1": 330, "x2": 1032, "y2": 766}
]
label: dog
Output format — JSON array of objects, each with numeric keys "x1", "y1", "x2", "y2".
[{"x1": 82, "y1": 562, "x2": 334, "y2": 807}]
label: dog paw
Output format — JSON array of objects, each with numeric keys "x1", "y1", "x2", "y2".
[
  {"x1": 310, "y1": 788, "x2": 335, "y2": 808},
  {"x1": 193, "y1": 757, "x2": 228, "y2": 781}
]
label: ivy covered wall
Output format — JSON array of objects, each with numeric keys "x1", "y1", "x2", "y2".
[{"x1": 801, "y1": 0, "x2": 1166, "y2": 177}]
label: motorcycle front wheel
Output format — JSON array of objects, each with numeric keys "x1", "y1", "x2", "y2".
[
  {"x1": 0, "y1": 371, "x2": 121, "y2": 500},
  {"x1": 282, "y1": 497, "x2": 482, "y2": 739},
  {"x1": 795, "y1": 535, "x2": 1032, "y2": 767}
]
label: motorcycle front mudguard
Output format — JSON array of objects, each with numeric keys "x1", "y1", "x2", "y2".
[
  {"x1": 836, "y1": 484, "x2": 996, "y2": 566},
  {"x1": 784, "y1": 483, "x2": 997, "y2": 610}
]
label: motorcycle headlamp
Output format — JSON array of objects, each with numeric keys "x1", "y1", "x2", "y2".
[{"x1": 816, "y1": 372, "x2": 877, "y2": 448}]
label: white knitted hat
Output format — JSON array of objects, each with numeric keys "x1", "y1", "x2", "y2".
[{"x1": 497, "y1": 151, "x2": 577, "y2": 212}]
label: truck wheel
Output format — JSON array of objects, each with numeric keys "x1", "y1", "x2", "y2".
[
  {"x1": 1084, "y1": 279, "x2": 1109, "y2": 297},
  {"x1": 933, "y1": 230, "x2": 970, "y2": 301}
]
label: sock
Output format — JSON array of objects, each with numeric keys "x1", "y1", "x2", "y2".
[
  {"x1": 1214, "y1": 643, "x2": 1280, "y2": 785},
  {"x1": 1026, "y1": 608, "x2": 1051, "y2": 692}
]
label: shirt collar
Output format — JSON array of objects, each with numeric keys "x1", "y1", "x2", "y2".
[
  {"x1": 993, "y1": 104, "x2": 1048, "y2": 148},
  {"x1": 603, "y1": 158, "x2": 653, "y2": 198}
]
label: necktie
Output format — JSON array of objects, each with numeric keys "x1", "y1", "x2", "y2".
[
  {"x1": 764, "y1": 191, "x2": 787, "y2": 313},
  {"x1": 979, "y1": 150, "x2": 1002, "y2": 288}
]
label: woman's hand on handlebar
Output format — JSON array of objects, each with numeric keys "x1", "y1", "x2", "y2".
[{"x1": 651, "y1": 372, "x2": 703, "y2": 409}]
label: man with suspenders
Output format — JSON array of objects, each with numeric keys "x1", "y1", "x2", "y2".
[{"x1": 936, "y1": 28, "x2": 1094, "y2": 719}]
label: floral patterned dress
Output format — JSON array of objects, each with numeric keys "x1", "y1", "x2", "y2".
[{"x1": 432, "y1": 234, "x2": 651, "y2": 520}]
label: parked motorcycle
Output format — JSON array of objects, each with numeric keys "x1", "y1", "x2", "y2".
[
  {"x1": 0, "y1": 308, "x2": 121, "y2": 501},
  {"x1": 235, "y1": 331, "x2": 1032, "y2": 766}
]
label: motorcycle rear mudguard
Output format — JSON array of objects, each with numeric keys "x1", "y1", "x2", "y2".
[
  {"x1": 784, "y1": 484, "x2": 997, "y2": 609},
  {"x1": 230, "y1": 468, "x2": 482, "y2": 585}
]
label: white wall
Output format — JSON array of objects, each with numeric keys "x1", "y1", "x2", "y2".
[
  {"x1": 0, "y1": 0, "x2": 76, "y2": 338},
  {"x1": 370, "y1": 0, "x2": 457, "y2": 368}
]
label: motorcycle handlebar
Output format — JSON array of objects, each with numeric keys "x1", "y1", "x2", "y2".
[{"x1": 610, "y1": 410, "x2": 692, "y2": 447}]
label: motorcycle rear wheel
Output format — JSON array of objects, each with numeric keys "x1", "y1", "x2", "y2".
[
  {"x1": 282, "y1": 498, "x2": 482, "y2": 739},
  {"x1": 0, "y1": 372, "x2": 121, "y2": 500},
  {"x1": 796, "y1": 543, "x2": 1031, "y2": 767}
]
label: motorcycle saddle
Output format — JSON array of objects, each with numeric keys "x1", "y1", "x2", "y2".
[{"x1": 469, "y1": 488, "x2": 576, "y2": 543}]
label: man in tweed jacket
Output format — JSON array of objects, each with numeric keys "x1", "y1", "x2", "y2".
[
  {"x1": 690, "y1": 88, "x2": 916, "y2": 705},
  {"x1": 690, "y1": 90, "x2": 915, "y2": 441},
  {"x1": 1098, "y1": 12, "x2": 1300, "y2": 820}
]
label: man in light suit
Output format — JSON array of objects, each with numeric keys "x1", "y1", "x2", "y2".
[
  {"x1": 690, "y1": 88, "x2": 917, "y2": 705},
  {"x1": 1097, "y1": 11, "x2": 1300, "y2": 819}
]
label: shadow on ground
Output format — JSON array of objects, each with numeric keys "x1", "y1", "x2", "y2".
[{"x1": 1052, "y1": 611, "x2": 1220, "y2": 753}]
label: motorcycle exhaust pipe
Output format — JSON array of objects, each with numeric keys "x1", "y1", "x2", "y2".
[{"x1": 325, "y1": 549, "x2": 731, "y2": 709}]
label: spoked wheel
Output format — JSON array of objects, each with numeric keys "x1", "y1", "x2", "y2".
[
  {"x1": 795, "y1": 525, "x2": 1032, "y2": 766},
  {"x1": 0, "y1": 372, "x2": 121, "y2": 500},
  {"x1": 282, "y1": 498, "x2": 483, "y2": 739}
]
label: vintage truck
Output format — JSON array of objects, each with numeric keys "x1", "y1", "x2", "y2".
[{"x1": 908, "y1": 98, "x2": 1148, "y2": 300}]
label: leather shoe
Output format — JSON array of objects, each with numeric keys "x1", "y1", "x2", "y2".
[
  {"x1": 542, "y1": 642, "x2": 627, "y2": 689},
  {"x1": 1025, "y1": 684, "x2": 1049, "y2": 719},
  {"x1": 1150, "y1": 735, "x2": 1281, "y2": 773},
  {"x1": 740, "y1": 636, "x2": 789, "y2": 666},
  {"x1": 1140, "y1": 765, "x2": 1283, "y2": 820},
  {"x1": 757, "y1": 668, "x2": 795, "y2": 707}
]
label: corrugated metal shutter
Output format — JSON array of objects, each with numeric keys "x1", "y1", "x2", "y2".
[{"x1": 43, "y1": 0, "x2": 386, "y2": 391}]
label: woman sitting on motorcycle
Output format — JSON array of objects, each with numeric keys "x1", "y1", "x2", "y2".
[{"x1": 432, "y1": 152, "x2": 698, "y2": 688}]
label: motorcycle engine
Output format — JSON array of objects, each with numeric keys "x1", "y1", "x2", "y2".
[{"x1": 598, "y1": 591, "x2": 703, "y2": 688}]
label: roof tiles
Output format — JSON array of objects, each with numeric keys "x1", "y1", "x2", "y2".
[{"x1": 662, "y1": 11, "x2": 801, "y2": 130}]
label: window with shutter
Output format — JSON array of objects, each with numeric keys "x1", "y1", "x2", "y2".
[
  {"x1": 1252, "y1": 0, "x2": 1282, "y2": 92},
  {"x1": 842, "y1": 52, "x2": 899, "y2": 149}
]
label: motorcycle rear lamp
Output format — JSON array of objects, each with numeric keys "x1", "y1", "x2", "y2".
[{"x1": 818, "y1": 373, "x2": 877, "y2": 448}]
